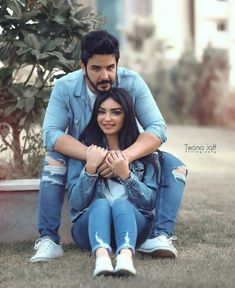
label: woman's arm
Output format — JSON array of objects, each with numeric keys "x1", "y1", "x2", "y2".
[
  {"x1": 68, "y1": 146, "x2": 108, "y2": 213},
  {"x1": 68, "y1": 166, "x2": 99, "y2": 213},
  {"x1": 122, "y1": 163, "x2": 159, "y2": 212},
  {"x1": 106, "y1": 151, "x2": 159, "y2": 211}
]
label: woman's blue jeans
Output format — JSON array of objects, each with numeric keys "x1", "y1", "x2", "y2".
[
  {"x1": 71, "y1": 198, "x2": 152, "y2": 254},
  {"x1": 37, "y1": 151, "x2": 187, "y2": 243}
]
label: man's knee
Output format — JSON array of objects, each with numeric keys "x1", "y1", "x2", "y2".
[
  {"x1": 41, "y1": 152, "x2": 67, "y2": 186},
  {"x1": 172, "y1": 165, "x2": 188, "y2": 183},
  {"x1": 160, "y1": 151, "x2": 188, "y2": 183}
]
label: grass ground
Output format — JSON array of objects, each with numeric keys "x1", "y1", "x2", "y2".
[
  {"x1": 1, "y1": 126, "x2": 235, "y2": 288},
  {"x1": 1, "y1": 172, "x2": 234, "y2": 288}
]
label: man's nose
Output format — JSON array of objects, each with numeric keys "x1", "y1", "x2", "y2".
[{"x1": 100, "y1": 69, "x2": 108, "y2": 79}]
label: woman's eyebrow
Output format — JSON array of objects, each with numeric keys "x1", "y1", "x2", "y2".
[
  {"x1": 98, "y1": 107, "x2": 123, "y2": 111},
  {"x1": 110, "y1": 108, "x2": 123, "y2": 111}
]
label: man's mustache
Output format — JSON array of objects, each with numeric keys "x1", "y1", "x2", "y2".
[{"x1": 97, "y1": 80, "x2": 112, "y2": 85}]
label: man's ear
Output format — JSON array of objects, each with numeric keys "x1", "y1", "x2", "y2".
[{"x1": 80, "y1": 61, "x2": 85, "y2": 70}]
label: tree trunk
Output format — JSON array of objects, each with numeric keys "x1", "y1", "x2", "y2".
[{"x1": 12, "y1": 126, "x2": 23, "y2": 168}]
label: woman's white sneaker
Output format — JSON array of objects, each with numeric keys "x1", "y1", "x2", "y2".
[
  {"x1": 138, "y1": 235, "x2": 178, "y2": 258},
  {"x1": 114, "y1": 254, "x2": 136, "y2": 276},
  {"x1": 93, "y1": 256, "x2": 114, "y2": 277},
  {"x1": 30, "y1": 238, "x2": 63, "y2": 263}
]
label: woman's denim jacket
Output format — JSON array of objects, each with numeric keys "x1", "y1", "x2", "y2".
[{"x1": 68, "y1": 152, "x2": 161, "y2": 222}]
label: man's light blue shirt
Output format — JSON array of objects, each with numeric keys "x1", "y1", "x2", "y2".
[{"x1": 42, "y1": 67, "x2": 167, "y2": 150}]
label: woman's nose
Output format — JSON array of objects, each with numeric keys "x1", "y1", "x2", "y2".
[{"x1": 104, "y1": 113, "x2": 111, "y2": 120}]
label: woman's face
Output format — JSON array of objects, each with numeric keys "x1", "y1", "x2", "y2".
[{"x1": 97, "y1": 97, "x2": 125, "y2": 136}]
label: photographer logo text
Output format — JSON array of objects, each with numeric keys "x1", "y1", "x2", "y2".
[{"x1": 185, "y1": 144, "x2": 216, "y2": 153}]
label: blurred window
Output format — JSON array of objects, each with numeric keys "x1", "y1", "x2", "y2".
[
  {"x1": 136, "y1": 0, "x2": 152, "y2": 16},
  {"x1": 216, "y1": 21, "x2": 227, "y2": 31}
]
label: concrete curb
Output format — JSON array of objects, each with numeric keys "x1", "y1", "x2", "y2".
[{"x1": 0, "y1": 179, "x2": 40, "y2": 191}]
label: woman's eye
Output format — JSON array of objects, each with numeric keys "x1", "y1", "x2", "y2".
[
  {"x1": 98, "y1": 110, "x2": 105, "y2": 114},
  {"x1": 112, "y1": 111, "x2": 122, "y2": 115}
]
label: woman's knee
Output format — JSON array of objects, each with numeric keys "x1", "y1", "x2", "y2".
[
  {"x1": 90, "y1": 198, "x2": 111, "y2": 213},
  {"x1": 112, "y1": 199, "x2": 132, "y2": 213}
]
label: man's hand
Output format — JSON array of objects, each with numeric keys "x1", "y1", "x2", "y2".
[{"x1": 106, "y1": 151, "x2": 130, "y2": 180}]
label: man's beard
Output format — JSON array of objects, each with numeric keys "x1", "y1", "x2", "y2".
[{"x1": 85, "y1": 68, "x2": 116, "y2": 93}]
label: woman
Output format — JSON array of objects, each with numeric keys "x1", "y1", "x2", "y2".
[{"x1": 68, "y1": 88, "x2": 161, "y2": 277}]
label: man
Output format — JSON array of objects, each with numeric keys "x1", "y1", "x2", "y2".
[{"x1": 30, "y1": 30, "x2": 187, "y2": 263}]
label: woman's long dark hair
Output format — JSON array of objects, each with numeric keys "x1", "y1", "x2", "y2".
[{"x1": 79, "y1": 88, "x2": 157, "y2": 169}]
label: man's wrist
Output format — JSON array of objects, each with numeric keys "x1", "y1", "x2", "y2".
[{"x1": 122, "y1": 150, "x2": 133, "y2": 162}]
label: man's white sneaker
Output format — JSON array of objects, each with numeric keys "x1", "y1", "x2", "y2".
[
  {"x1": 114, "y1": 254, "x2": 136, "y2": 276},
  {"x1": 30, "y1": 238, "x2": 64, "y2": 263},
  {"x1": 138, "y1": 235, "x2": 178, "y2": 258},
  {"x1": 93, "y1": 256, "x2": 114, "y2": 277}
]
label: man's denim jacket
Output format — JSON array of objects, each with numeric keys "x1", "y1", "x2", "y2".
[
  {"x1": 68, "y1": 153, "x2": 161, "y2": 222},
  {"x1": 42, "y1": 67, "x2": 167, "y2": 213},
  {"x1": 42, "y1": 67, "x2": 167, "y2": 150}
]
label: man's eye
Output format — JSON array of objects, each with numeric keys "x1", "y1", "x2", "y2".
[{"x1": 107, "y1": 66, "x2": 115, "y2": 71}]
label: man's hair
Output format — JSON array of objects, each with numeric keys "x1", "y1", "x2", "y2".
[{"x1": 80, "y1": 30, "x2": 120, "y2": 65}]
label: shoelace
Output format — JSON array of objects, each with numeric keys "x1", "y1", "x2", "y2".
[
  {"x1": 34, "y1": 238, "x2": 52, "y2": 251},
  {"x1": 167, "y1": 236, "x2": 177, "y2": 246}
]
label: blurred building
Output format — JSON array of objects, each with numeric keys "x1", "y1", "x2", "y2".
[
  {"x1": 77, "y1": 0, "x2": 235, "y2": 86},
  {"x1": 193, "y1": 0, "x2": 235, "y2": 85}
]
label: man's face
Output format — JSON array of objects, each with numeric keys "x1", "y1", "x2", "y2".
[{"x1": 82, "y1": 54, "x2": 117, "y2": 94}]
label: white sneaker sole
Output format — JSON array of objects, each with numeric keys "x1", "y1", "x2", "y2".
[
  {"x1": 30, "y1": 255, "x2": 62, "y2": 263},
  {"x1": 94, "y1": 270, "x2": 114, "y2": 277},
  {"x1": 138, "y1": 247, "x2": 177, "y2": 258},
  {"x1": 115, "y1": 269, "x2": 136, "y2": 276}
]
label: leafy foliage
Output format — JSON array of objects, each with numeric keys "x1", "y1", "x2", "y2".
[{"x1": 0, "y1": 0, "x2": 103, "y2": 171}]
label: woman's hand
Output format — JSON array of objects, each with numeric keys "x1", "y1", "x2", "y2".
[
  {"x1": 106, "y1": 150, "x2": 130, "y2": 180},
  {"x1": 97, "y1": 161, "x2": 115, "y2": 178},
  {"x1": 85, "y1": 145, "x2": 108, "y2": 174}
]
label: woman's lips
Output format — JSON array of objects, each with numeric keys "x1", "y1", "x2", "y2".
[{"x1": 102, "y1": 124, "x2": 114, "y2": 129}]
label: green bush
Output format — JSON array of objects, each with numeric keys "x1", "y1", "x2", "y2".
[{"x1": 0, "y1": 0, "x2": 103, "y2": 178}]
